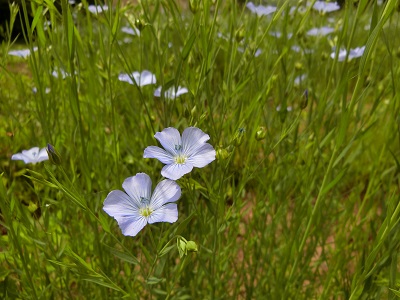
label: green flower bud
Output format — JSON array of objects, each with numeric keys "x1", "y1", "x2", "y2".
[
  {"x1": 295, "y1": 62, "x2": 303, "y2": 71},
  {"x1": 300, "y1": 89, "x2": 308, "y2": 110},
  {"x1": 255, "y1": 126, "x2": 267, "y2": 141},
  {"x1": 46, "y1": 144, "x2": 62, "y2": 165},
  {"x1": 177, "y1": 237, "x2": 187, "y2": 258},
  {"x1": 191, "y1": 105, "x2": 197, "y2": 117},
  {"x1": 177, "y1": 237, "x2": 198, "y2": 258},
  {"x1": 199, "y1": 112, "x2": 208, "y2": 122},
  {"x1": 235, "y1": 27, "x2": 245, "y2": 43},
  {"x1": 216, "y1": 148, "x2": 229, "y2": 160},
  {"x1": 186, "y1": 241, "x2": 198, "y2": 252},
  {"x1": 135, "y1": 18, "x2": 145, "y2": 32},
  {"x1": 232, "y1": 128, "x2": 245, "y2": 146},
  {"x1": 189, "y1": 0, "x2": 200, "y2": 14}
]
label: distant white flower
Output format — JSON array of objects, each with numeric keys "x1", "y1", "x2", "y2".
[
  {"x1": 217, "y1": 32, "x2": 229, "y2": 41},
  {"x1": 313, "y1": 1, "x2": 340, "y2": 13},
  {"x1": 11, "y1": 147, "x2": 49, "y2": 164},
  {"x1": 120, "y1": 37, "x2": 133, "y2": 44},
  {"x1": 118, "y1": 71, "x2": 156, "y2": 87},
  {"x1": 307, "y1": 26, "x2": 335, "y2": 36},
  {"x1": 291, "y1": 46, "x2": 314, "y2": 54},
  {"x1": 32, "y1": 87, "x2": 51, "y2": 94},
  {"x1": 349, "y1": 46, "x2": 366, "y2": 59},
  {"x1": 144, "y1": 127, "x2": 216, "y2": 180},
  {"x1": 88, "y1": 5, "x2": 108, "y2": 14},
  {"x1": 238, "y1": 47, "x2": 262, "y2": 57},
  {"x1": 294, "y1": 74, "x2": 307, "y2": 86},
  {"x1": 121, "y1": 26, "x2": 140, "y2": 36},
  {"x1": 276, "y1": 105, "x2": 293, "y2": 112},
  {"x1": 8, "y1": 47, "x2": 38, "y2": 58},
  {"x1": 246, "y1": 2, "x2": 277, "y2": 16},
  {"x1": 43, "y1": 21, "x2": 51, "y2": 31},
  {"x1": 103, "y1": 173, "x2": 181, "y2": 237},
  {"x1": 51, "y1": 68, "x2": 71, "y2": 79},
  {"x1": 330, "y1": 46, "x2": 365, "y2": 61},
  {"x1": 269, "y1": 31, "x2": 293, "y2": 39},
  {"x1": 154, "y1": 86, "x2": 188, "y2": 100},
  {"x1": 331, "y1": 48, "x2": 347, "y2": 61},
  {"x1": 289, "y1": 6, "x2": 307, "y2": 15}
]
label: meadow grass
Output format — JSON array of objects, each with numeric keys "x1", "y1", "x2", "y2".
[{"x1": 1, "y1": 0, "x2": 400, "y2": 298}]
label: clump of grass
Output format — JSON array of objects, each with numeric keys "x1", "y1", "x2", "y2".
[{"x1": 1, "y1": 0, "x2": 400, "y2": 298}]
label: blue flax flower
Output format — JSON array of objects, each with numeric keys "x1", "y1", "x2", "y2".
[
  {"x1": 11, "y1": 147, "x2": 49, "y2": 164},
  {"x1": 103, "y1": 173, "x2": 181, "y2": 237},
  {"x1": 144, "y1": 127, "x2": 216, "y2": 180}
]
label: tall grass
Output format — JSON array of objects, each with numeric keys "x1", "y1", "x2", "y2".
[{"x1": 1, "y1": 0, "x2": 400, "y2": 298}]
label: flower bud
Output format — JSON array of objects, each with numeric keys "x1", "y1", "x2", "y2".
[
  {"x1": 235, "y1": 27, "x2": 245, "y2": 43},
  {"x1": 300, "y1": 89, "x2": 308, "y2": 109},
  {"x1": 255, "y1": 126, "x2": 267, "y2": 141},
  {"x1": 191, "y1": 105, "x2": 197, "y2": 117},
  {"x1": 199, "y1": 112, "x2": 208, "y2": 122},
  {"x1": 232, "y1": 128, "x2": 245, "y2": 146},
  {"x1": 186, "y1": 241, "x2": 198, "y2": 252},
  {"x1": 177, "y1": 237, "x2": 198, "y2": 258},
  {"x1": 216, "y1": 148, "x2": 229, "y2": 160},
  {"x1": 295, "y1": 62, "x2": 303, "y2": 71},
  {"x1": 321, "y1": 52, "x2": 329, "y2": 61},
  {"x1": 135, "y1": 18, "x2": 145, "y2": 32},
  {"x1": 46, "y1": 143, "x2": 62, "y2": 165},
  {"x1": 189, "y1": 0, "x2": 200, "y2": 14}
]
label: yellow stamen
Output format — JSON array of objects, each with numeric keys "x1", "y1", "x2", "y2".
[
  {"x1": 140, "y1": 207, "x2": 153, "y2": 217},
  {"x1": 174, "y1": 155, "x2": 187, "y2": 164}
]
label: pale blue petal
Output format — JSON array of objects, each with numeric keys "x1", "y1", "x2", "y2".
[
  {"x1": 175, "y1": 87, "x2": 188, "y2": 97},
  {"x1": 114, "y1": 215, "x2": 147, "y2": 237},
  {"x1": 187, "y1": 144, "x2": 216, "y2": 168},
  {"x1": 154, "y1": 127, "x2": 181, "y2": 155},
  {"x1": 154, "y1": 86, "x2": 162, "y2": 97},
  {"x1": 140, "y1": 70, "x2": 156, "y2": 86},
  {"x1": 118, "y1": 73, "x2": 133, "y2": 84},
  {"x1": 22, "y1": 147, "x2": 40, "y2": 160},
  {"x1": 131, "y1": 72, "x2": 141, "y2": 85},
  {"x1": 161, "y1": 163, "x2": 193, "y2": 180},
  {"x1": 181, "y1": 127, "x2": 211, "y2": 156},
  {"x1": 148, "y1": 203, "x2": 178, "y2": 224},
  {"x1": 150, "y1": 179, "x2": 181, "y2": 210},
  {"x1": 143, "y1": 146, "x2": 174, "y2": 164},
  {"x1": 103, "y1": 190, "x2": 140, "y2": 217},
  {"x1": 11, "y1": 153, "x2": 26, "y2": 162},
  {"x1": 37, "y1": 148, "x2": 49, "y2": 162},
  {"x1": 122, "y1": 174, "x2": 152, "y2": 207}
]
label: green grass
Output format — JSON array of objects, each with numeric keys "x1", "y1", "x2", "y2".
[{"x1": 1, "y1": 0, "x2": 400, "y2": 298}]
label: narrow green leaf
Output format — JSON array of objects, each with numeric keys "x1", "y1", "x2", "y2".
[
  {"x1": 104, "y1": 245, "x2": 139, "y2": 265},
  {"x1": 389, "y1": 289, "x2": 400, "y2": 298},
  {"x1": 181, "y1": 32, "x2": 196, "y2": 61},
  {"x1": 82, "y1": 275, "x2": 124, "y2": 292},
  {"x1": 158, "y1": 244, "x2": 175, "y2": 257},
  {"x1": 30, "y1": 5, "x2": 43, "y2": 33},
  {"x1": 321, "y1": 168, "x2": 347, "y2": 196},
  {"x1": 146, "y1": 276, "x2": 164, "y2": 285}
]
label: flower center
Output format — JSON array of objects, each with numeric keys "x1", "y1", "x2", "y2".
[
  {"x1": 139, "y1": 197, "x2": 153, "y2": 217},
  {"x1": 174, "y1": 154, "x2": 187, "y2": 164},
  {"x1": 140, "y1": 207, "x2": 153, "y2": 217}
]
